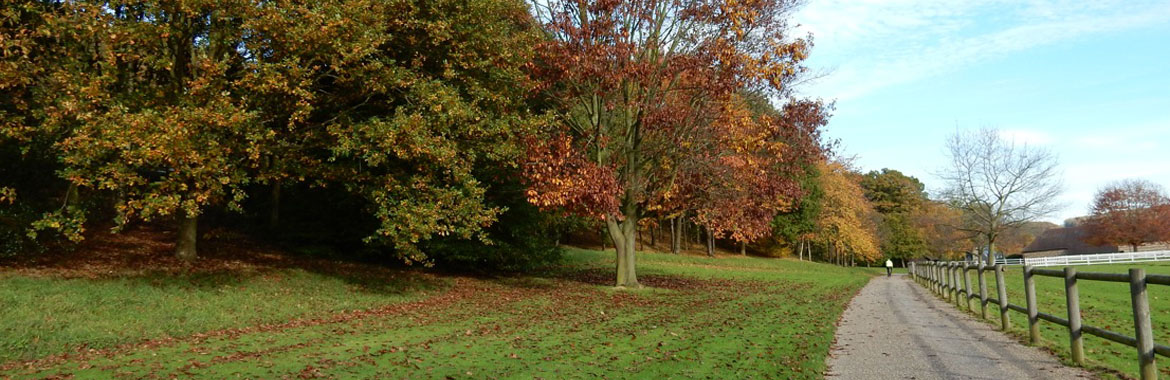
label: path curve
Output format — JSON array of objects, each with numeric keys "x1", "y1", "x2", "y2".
[{"x1": 826, "y1": 274, "x2": 1095, "y2": 380}]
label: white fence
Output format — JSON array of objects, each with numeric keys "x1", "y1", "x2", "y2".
[{"x1": 988, "y1": 250, "x2": 1170, "y2": 267}]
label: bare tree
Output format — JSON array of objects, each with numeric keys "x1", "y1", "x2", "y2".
[{"x1": 938, "y1": 128, "x2": 1063, "y2": 264}]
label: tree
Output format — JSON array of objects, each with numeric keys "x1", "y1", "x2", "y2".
[
  {"x1": 692, "y1": 96, "x2": 827, "y2": 256},
  {"x1": 877, "y1": 213, "x2": 926, "y2": 265},
  {"x1": 996, "y1": 221, "x2": 1057, "y2": 254},
  {"x1": 243, "y1": 0, "x2": 545, "y2": 264},
  {"x1": 39, "y1": 1, "x2": 264, "y2": 260},
  {"x1": 4, "y1": 0, "x2": 545, "y2": 264},
  {"x1": 525, "y1": 0, "x2": 818, "y2": 287},
  {"x1": 860, "y1": 169, "x2": 925, "y2": 214},
  {"x1": 909, "y1": 200, "x2": 968, "y2": 259},
  {"x1": 859, "y1": 169, "x2": 927, "y2": 264},
  {"x1": 815, "y1": 161, "x2": 880, "y2": 265},
  {"x1": 1083, "y1": 179, "x2": 1170, "y2": 252},
  {"x1": 938, "y1": 128, "x2": 1063, "y2": 264},
  {"x1": 773, "y1": 164, "x2": 823, "y2": 261}
]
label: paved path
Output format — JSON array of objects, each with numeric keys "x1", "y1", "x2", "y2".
[{"x1": 826, "y1": 274, "x2": 1096, "y2": 380}]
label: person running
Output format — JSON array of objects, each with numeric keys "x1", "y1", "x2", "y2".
[{"x1": 885, "y1": 259, "x2": 894, "y2": 277}]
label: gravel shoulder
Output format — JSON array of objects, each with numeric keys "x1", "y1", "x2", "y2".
[{"x1": 826, "y1": 274, "x2": 1096, "y2": 380}]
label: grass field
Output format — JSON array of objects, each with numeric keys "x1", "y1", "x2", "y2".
[
  {"x1": 930, "y1": 262, "x2": 1170, "y2": 379},
  {"x1": 0, "y1": 247, "x2": 876, "y2": 379}
]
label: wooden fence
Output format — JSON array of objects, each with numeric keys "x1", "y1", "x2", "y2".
[{"x1": 909, "y1": 261, "x2": 1170, "y2": 380}]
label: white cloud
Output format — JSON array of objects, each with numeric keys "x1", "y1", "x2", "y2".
[{"x1": 795, "y1": 0, "x2": 1170, "y2": 100}]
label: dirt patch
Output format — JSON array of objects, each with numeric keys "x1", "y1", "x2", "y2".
[
  {"x1": 0, "y1": 225, "x2": 413, "y2": 282},
  {"x1": 562, "y1": 268, "x2": 753, "y2": 291}
]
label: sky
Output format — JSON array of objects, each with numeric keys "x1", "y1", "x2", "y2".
[{"x1": 792, "y1": 0, "x2": 1170, "y2": 224}]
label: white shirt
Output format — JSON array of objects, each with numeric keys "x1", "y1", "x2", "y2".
[{"x1": 885, "y1": 260, "x2": 894, "y2": 267}]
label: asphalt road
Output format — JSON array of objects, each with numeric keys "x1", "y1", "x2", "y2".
[{"x1": 825, "y1": 274, "x2": 1096, "y2": 380}]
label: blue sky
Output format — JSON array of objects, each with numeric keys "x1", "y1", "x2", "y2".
[{"x1": 793, "y1": 0, "x2": 1170, "y2": 223}]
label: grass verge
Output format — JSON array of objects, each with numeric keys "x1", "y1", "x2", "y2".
[{"x1": 1, "y1": 247, "x2": 875, "y2": 379}]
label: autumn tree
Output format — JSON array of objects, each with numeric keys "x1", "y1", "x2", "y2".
[
  {"x1": 938, "y1": 128, "x2": 1063, "y2": 264},
  {"x1": 24, "y1": 1, "x2": 267, "y2": 260},
  {"x1": 692, "y1": 96, "x2": 827, "y2": 256},
  {"x1": 995, "y1": 221, "x2": 1057, "y2": 254},
  {"x1": 242, "y1": 0, "x2": 545, "y2": 264},
  {"x1": 4, "y1": 0, "x2": 545, "y2": 265},
  {"x1": 1083, "y1": 179, "x2": 1170, "y2": 252},
  {"x1": 911, "y1": 200, "x2": 970, "y2": 259},
  {"x1": 525, "y1": 0, "x2": 820, "y2": 287},
  {"x1": 815, "y1": 161, "x2": 880, "y2": 265}
]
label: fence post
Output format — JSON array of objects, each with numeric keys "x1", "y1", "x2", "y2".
[
  {"x1": 963, "y1": 263, "x2": 972, "y2": 312},
  {"x1": 1065, "y1": 267, "x2": 1084, "y2": 366},
  {"x1": 948, "y1": 263, "x2": 957, "y2": 304},
  {"x1": 979, "y1": 264, "x2": 988, "y2": 320},
  {"x1": 930, "y1": 263, "x2": 936, "y2": 292},
  {"x1": 1024, "y1": 265, "x2": 1039, "y2": 345},
  {"x1": 953, "y1": 263, "x2": 962, "y2": 307},
  {"x1": 1129, "y1": 268, "x2": 1157, "y2": 380},
  {"x1": 995, "y1": 264, "x2": 1009, "y2": 331},
  {"x1": 951, "y1": 263, "x2": 959, "y2": 303},
  {"x1": 937, "y1": 263, "x2": 944, "y2": 295},
  {"x1": 928, "y1": 263, "x2": 935, "y2": 292}
]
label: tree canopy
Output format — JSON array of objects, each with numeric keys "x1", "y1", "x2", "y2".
[{"x1": 1083, "y1": 179, "x2": 1170, "y2": 252}]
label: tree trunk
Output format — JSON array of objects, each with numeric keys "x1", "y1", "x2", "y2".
[
  {"x1": 740, "y1": 241, "x2": 746, "y2": 255},
  {"x1": 605, "y1": 206, "x2": 639, "y2": 288},
  {"x1": 601, "y1": 227, "x2": 607, "y2": 251},
  {"x1": 670, "y1": 217, "x2": 680, "y2": 254},
  {"x1": 268, "y1": 181, "x2": 281, "y2": 230},
  {"x1": 63, "y1": 183, "x2": 79, "y2": 208},
  {"x1": 705, "y1": 227, "x2": 715, "y2": 257},
  {"x1": 797, "y1": 239, "x2": 804, "y2": 261},
  {"x1": 687, "y1": 222, "x2": 697, "y2": 249},
  {"x1": 175, "y1": 214, "x2": 198, "y2": 261}
]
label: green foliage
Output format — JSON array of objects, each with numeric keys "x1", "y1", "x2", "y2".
[
  {"x1": 233, "y1": 0, "x2": 546, "y2": 263},
  {"x1": 0, "y1": 0, "x2": 553, "y2": 266},
  {"x1": 773, "y1": 164, "x2": 823, "y2": 245},
  {"x1": 877, "y1": 213, "x2": 926, "y2": 260},
  {"x1": 423, "y1": 178, "x2": 565, "y2": 272},
  {"x1": 860, "y1": 169, "x2": 926, "y2": 214},
  {"x1": 858, "y1": 168, "x2": 933, "y2": 260}
]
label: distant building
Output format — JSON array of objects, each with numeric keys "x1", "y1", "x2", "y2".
[{"x1": 1020, "y1": 225, "x2": 1117, "y2": 258}]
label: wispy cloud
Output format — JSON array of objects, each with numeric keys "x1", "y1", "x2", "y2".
[{"x1": 795, "y1": 0, "x2": 1170, "y2": 100}]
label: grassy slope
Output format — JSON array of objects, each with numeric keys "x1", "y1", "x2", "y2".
[
  {"x1": 1, "y1": 248, "x2": 875, "y2": 379},
  {"x1": 940, "y1": 262, "x2": 1170, "y2": 379}
]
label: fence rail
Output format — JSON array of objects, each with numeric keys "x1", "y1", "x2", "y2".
[
  {"x1": 909, "y1": 261, "x2": 1168, "y2": 380},
  {"x1": 953, "y1": 250, "x2": 1170, "y2": 267},
  {"x1": 1021, "y1": 250, "x2": 1170, "y2": 267}
]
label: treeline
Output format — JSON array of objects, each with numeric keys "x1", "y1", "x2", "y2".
[
  {"x1": 1, "y1": 0, "x2": 561, "y2": 270},
  {"x1": 1, "y1": 0, "x2": 972, "y2": 282}
]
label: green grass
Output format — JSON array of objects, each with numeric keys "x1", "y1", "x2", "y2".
[
  {"x1": 0, "y1": 248, "x2": 876, "y2": 379},
  {"x1": 928, "y1": 262, "x2": 1170, "y2": 379},
  {"x1": 0, "y1": 266, "x2": 449, "y2": 363}
]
